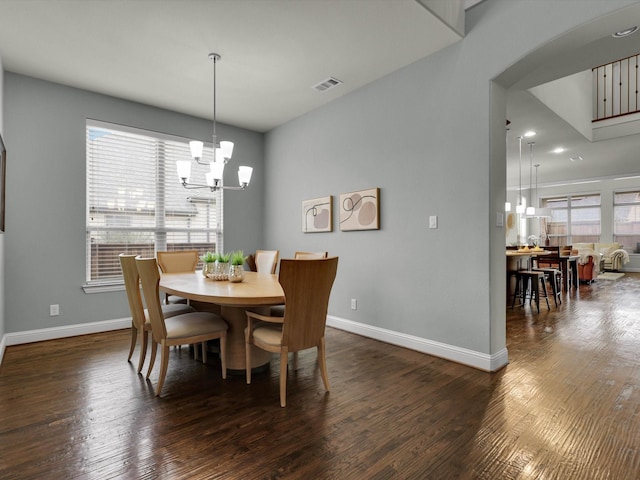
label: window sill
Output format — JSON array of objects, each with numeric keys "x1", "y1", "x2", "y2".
[{"x1": 82, "y1": 281, "x2": 125, "y2": 294}]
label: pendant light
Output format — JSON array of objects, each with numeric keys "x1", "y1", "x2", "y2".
[
  {"x1": 526, "y1": 142, "x2": 535, "y2": 215},
  {"x1": 505, "y1": 125, "x2": 511, "y2": 212},
  {"x1": 516, "y1": 136, "x2": 525, "y2": 214},
  {"x1": 177, "y1": 53, "x2": 253, "y2": 191}
]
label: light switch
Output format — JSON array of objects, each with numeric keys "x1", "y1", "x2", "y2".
[
  {"x1": 496, "y1": 212, "x2": 504, "y2": 227},
  {"x1": 429, "y1": 215, "x2": 438, "y2": 229}
]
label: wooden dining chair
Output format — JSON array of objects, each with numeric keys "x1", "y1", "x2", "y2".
[
  {"x1": 255, "y1": 249, "x2": 279, "y2": 274},
  {"x1": 294, "y1": 251, "x2": 328, "y2": 259},
  {"x1": 119, "y1": 254, "x2": 196, "y2": 374},
  {"x1": 136, "y1": 257, "x2": 228, "y2": 396},
  {"x1": 245, "y1": 257, "x2": 339, "y2": 407},
  {"x1": 270, "y1": 251, "x2": 328, "y2": 317},
  {"x1": 157, "y1": 250, "x2": 199, "y2": 273},
  {"x1": 157, "y1": 250, "x2": 200, "y2": 304}
]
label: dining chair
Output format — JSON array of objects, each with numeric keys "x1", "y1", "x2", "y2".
[
  {"x1": 157, "y1": 250, "x2": 199, "y2": 273},
  {"x1": 157, "y1": 249, "x2": 210, "y2": 359},
  {"x1": 119, "y1": 254, "x2": 196, "y2": 374},
  {"x1": 294, "y1": 251, "x2": 328, "y2": 260},
  {"x1": 270, "y1": 251, "x2": 328, "y2": 317},
  {"x1": 136, "y1": 256, "x2": 228, "y2": 396},
  {"x1": 157, "y1": 250, "x2": 199, "y2": 304},
  {"x1": 245, "y1": 257, "x2": 339, "y2": 407},
  {"x1": 255, "y1": 249, "x2": 279, "y2": 274},
  {"x1": 244, "y1": 253, "x2": 257, "y2": 272}
]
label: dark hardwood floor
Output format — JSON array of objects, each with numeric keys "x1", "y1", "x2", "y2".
[{"x1": 1, "y1": 273, "x2": 640, "y2": 479}]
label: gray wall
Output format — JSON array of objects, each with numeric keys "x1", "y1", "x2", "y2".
[
  {"x1": 3, "y1": 74, "x2": 264, "y2": 333},
  {"x1": 263, "y1": 0, "x2": 639, "y2": 359},
  {"x1": 3, "y1": 0, "x2": 639, "y2": 368}
]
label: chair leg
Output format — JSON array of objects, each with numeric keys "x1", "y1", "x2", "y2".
[
  {"x1": 202, "y1": 342, "x2": 207, "y2": 364},
  {"x1": 548, "y1": 271, "x2": 561, "y2": 307},
  {"x1": 146, "y1": 340, "x2": 158, "y2": 379},
  {"x1": 220, "y1": 333, "x2": 227, "y2": 380},
  {"x1": 550, "y1": 273, "x2": 558, "y2": 307},
  {"x1": 137, "y1": 329, "x2": 148, "y2": 374},
  {"x1": 127, "y1": 324, "x2": 138, "y2": 362},
  {"x1": 539, "y1": 276, "x2": 550, "y2": 310},
  {"x1": 155, "y1": 345, "x2": 170, "y2": 397},
  {"x1": 318, "y1": 337, "x2": 331, "y2": 392},
  {"x1": 529, "y1": 276, "x2": 540, "y2": 313},
  {"x1": 280, "y1": 349, "x2": 289, "y2": 407},
  {"x1": 557, "y1": 272, "x2": 563, "y2": 304},
  {"x1": 511, "y1": 274, "x2": 522, "y2": 309}
]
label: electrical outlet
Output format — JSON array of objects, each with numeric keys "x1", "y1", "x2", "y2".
[
  {"x1": 351, "y1": 298, "x2": 357, "y2": 310},
  {"x1": 50, "y1": 304, "x2": 60, "y2": 316}
]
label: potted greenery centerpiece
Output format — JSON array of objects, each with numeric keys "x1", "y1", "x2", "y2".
[
  {"x1": 213, "y1": 251, "x2": 231, "y2": 280},
  {"x1": 200, "y1": 251, "x2": 217, "y2": 277},
  {"x1": 228, "y1": 250, "x2": 247, "y2": 283}
]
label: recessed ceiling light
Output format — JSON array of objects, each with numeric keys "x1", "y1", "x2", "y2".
[
  {"x1": 612, "y1": 26, "x2": 638, "y2": 38},
  {"x1": 553, "y1": 147, "x2": 565, "y2": 154},
  {"x1": 523, "y1": 131, "x2": 536, "y2": 137}
]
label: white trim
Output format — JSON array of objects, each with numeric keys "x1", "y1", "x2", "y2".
[
  {"x1": 0, "y1": 334, "x2": 7, "y2": 368},
  {"x1": 82, "y1": 282, "x2": 126, "y2": 294},
  {"x1": 327, "y1": 315, "x2": 509, "y2": 372},
  {"x1": 4, "y1": 317, "x2": 131, "y2": 347},
  {"x1": 1, "y1": 315, "x2": 510, "y2": 372}
]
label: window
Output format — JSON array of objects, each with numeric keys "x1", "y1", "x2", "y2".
[
  {"x1": 541, "y1": 194, "x2": 601, "y2": 246},
  {"x1": 614, "y1": 190, "x2": 640, "y2": 253},
  {"x1": 86, "y1": 120, "x2": 221, "y2": 285}
]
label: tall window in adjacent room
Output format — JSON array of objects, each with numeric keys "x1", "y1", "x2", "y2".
[
  {"x1": 613, "y1": 190, "x2": 640, "y2": 253},
  {"x1": 541, "y1": 193, "x2": 601, "y2": 246},
  {"x1": 86, "y1": 120, "x2": 222, "y2": 285}
]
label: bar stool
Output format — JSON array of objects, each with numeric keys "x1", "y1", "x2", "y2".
[
  {"x1": 512, "y1": 270, "x2": 550, "y2": 313},
  {"x1": 533, "y1": 267, "x2": 562, "y2": 307},
  {"x1": 507, "y1": 269, "x2": 519, "y2": 305}
]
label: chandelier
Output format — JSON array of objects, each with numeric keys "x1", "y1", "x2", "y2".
[{"x1": 177, "y1": 53, "x2": 253, "y2": 191}]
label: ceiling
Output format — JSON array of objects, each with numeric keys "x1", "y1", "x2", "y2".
[
  {"x1": 0, "y1": 0, "x2": 479, "y2": 133},
  {"x1": 502, "y1": 3, "x2": 640, "y2": 188},
  {"x1": 0, "y1": 0, "x2": 638, "y2": 187}
]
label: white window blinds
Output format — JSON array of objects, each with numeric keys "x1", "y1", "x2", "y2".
[{"x1": 86, "y1": 120, "x2": 222, "y2": 284}]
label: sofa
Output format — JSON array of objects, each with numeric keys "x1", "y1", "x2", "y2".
[{"x1": 572, "y1": 242, "x2": 629, "y2": 271}]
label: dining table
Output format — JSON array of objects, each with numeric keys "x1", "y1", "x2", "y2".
[
  {"x1": 506, "y1": 249, "x2": 551, "y2": 271},
  {"x1": 159, "y1": 270, "x2": 285, "y2": 372}
]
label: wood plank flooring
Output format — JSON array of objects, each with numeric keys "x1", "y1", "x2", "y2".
[{"x1": 1, "y1": 273, "x2": 640, "y2": 479}]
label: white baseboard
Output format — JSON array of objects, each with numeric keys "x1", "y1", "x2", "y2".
[
  {"x1": 1, "y1": 316, "x2": 509, "y2": 373},
  {"x1": 326, "y1": 315, "x2": 509, "y2": 372},
  {"x1": 0, "y1": 334, "x2": 6, "y2": 368},
  {"x1": 4, "y1": 318, "x2": 131, "y2": 347}
]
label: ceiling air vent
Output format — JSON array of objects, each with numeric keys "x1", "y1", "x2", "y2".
[{"x1": 312, "y1": 77, "x2": 343, "y2": 93}]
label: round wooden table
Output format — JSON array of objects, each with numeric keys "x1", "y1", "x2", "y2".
[{"x1": 159, "y1": 270, "x2": 284, "y2": 372}]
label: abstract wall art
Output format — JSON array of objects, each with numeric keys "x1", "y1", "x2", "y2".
[
  {"x1": 339, "y1": 187, "x2": 380, "y2": 231},
  {"x1": 302, "y1": 196, "x2": 333, "y2": 233}
]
